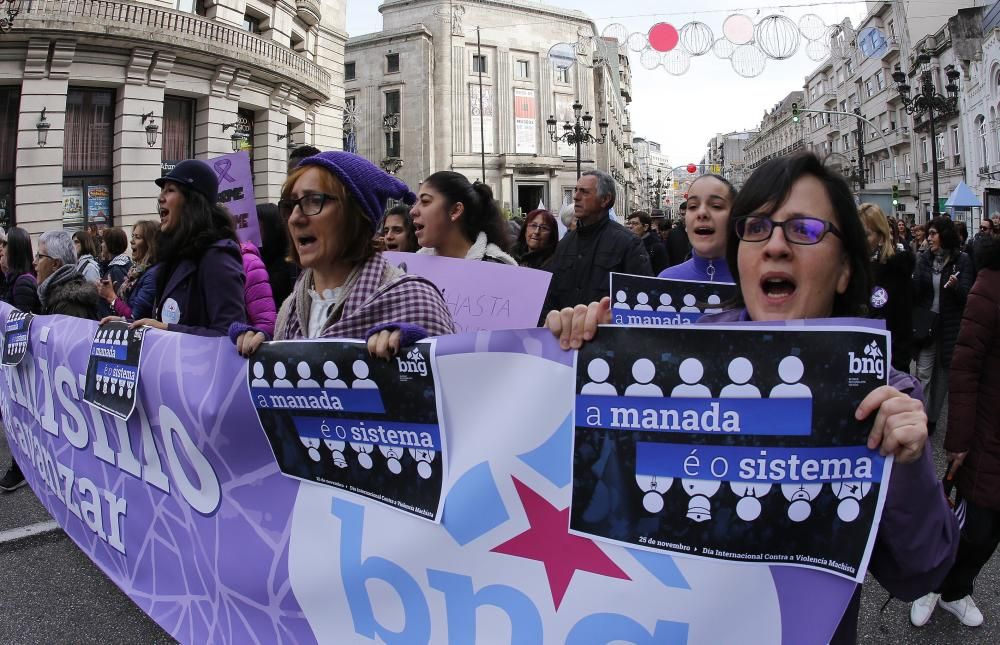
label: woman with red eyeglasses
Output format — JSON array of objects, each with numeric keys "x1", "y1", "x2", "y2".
[{"x1": 513, "y1": 208, "x2": 558, "y2": 269}]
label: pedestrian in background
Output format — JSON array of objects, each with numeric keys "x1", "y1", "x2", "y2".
[
  {"x1": 71, "y1": 230, "x2": 101, "y2": 284},
  {"x1": 912, "y1": 216, "x2": 974, "y2": 434},
  {"x1": 2, "y1": 227, "x2": 40, "y2": 315},
  {"x1": 256, "y1": 203, "x2": 298, "y2": 311},
  {"x1": 859, "y1": 203, "x2": 913, "y2": 372},
  {"x1": 34, "y1": 230, "x2": 100, "y2": 319},
  {"x1": 513, "y1": 208, "x2": 558, "y2": 269},
  {"x1": 101, "y1": 226, "x2": 132, "y2": 292},
  {"x1": 239, "y1": 239, "x2": 276, "y2": 338},
  {"x1": 910, "y1": 237, "x2": 1000, "y2": 629},
  {"x1": 379, "y1": 205, "x2": 419, "y2": 253},
  {"x1": 98, "y1": 220, "x2": 159, "y2": 321},
  {"x1": 411, "y1": 171, "x2": 516, "y2": 264},
  {"x1": 626, "y1": 210, "x2": 669, "y2": 274},
  {"x1": 666, "y1": 202, "x2": 692, "y2": 267}
]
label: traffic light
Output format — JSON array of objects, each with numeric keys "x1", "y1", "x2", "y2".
[
  {"x1": 891, "y1": 184, "x2": 899, "y2": 206},
  {"x1": 791, "y1": 102, "x2": 799, "y2": 123}
]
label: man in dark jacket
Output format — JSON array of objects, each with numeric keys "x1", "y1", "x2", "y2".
[
  {"x1": 626, "y1": 211, "x2": 669, "y2": 274},
  {"x1": 666, "y1": 202, "x2": 692, "y2": 268},
  {"x1": 34, "y1": 230, "x2": 100, "y2": 320},
  {"x1": 542, "y1": 170, "x2": 651, "y2": 318}
]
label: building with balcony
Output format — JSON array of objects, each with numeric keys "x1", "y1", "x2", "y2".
[
  {"x1": 344, "y1": 0, "x2": 632, "y2": 217},
  {"x1": 959, "y1": 1, "x2": 1000, "y2": 218},
  {"x1": 0, "y1": 0, "x2": 345, "y2": 234},
  {"x1": 745, "y1": 91, "x2": 805, "y2": 176}
]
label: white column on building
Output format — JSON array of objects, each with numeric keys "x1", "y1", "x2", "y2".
[
  {"x1": 255, "y1": 84, "x2": 291, "y2": 203},
  {"x1": 195, "y1": 65, "x2": 239, "y2": 158},
  {"x1": 15, "y1": 38, "x2": 74, "y2": 236}
]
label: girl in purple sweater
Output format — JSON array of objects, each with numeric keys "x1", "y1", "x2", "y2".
[{"x1": 658, "y1": 174, "x2": 736, "y2": 283}]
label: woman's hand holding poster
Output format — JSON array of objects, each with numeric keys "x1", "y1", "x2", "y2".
[{"x1": 571, "y1": 324, "x2": 892, "y2": 583}]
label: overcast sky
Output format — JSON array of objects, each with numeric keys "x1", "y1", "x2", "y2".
[{"x1": 346, "y1": 1, "x2": 869, "y2": 166}]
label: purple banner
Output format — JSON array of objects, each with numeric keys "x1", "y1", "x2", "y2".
[
  {"x1": 383, "y1": 252, "x2": 551, "y2": 332},
  {"x1": 209, "y1": 151, "x2": 261, "y2": 246},
  {"x1": 0, "y1": 303, "x2": 860, "y2": 644}
]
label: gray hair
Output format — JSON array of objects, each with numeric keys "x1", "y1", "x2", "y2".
[
  {"x1": 582, "y1": 170, "x2": 616, "y2": 208},
  {"x1": 39, "y1": 230, "x2": 76, "y2": 265},
  {"x1": 558, "y1": 201, "x2": 576, "y2": 228}
]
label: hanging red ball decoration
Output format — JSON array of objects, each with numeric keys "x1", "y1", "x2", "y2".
[
  {"x1": 648, "y1": 23, "x2": 679, "y2": 53},
  {"x1": 686, "y1": 163, "x2": 697, "y2": 174}
]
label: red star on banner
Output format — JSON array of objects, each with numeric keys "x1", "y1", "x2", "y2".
[{"x1": 491, "y1": 477, "x2": 631, "y2": 610}]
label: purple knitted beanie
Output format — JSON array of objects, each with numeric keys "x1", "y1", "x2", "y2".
[{"x1": 295, "y1": 151, "x2": 416, "y2": 231}]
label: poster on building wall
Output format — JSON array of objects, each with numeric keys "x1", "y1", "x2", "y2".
[
  {"x1": 87, "y1": 185, "x2": 110, "y2": 228},
  {"x1": 514, "y1": 88, "x2": 537, "y2": 154},
  {"x1": 62, "y1": 185, "x2": 84, "y2": 230},
  {"x1": 554, "y1": 94, "x2": 575, "y2": 158},
  {"x1": 469, "y1": 84, "x2": 495, "y2": 154}
]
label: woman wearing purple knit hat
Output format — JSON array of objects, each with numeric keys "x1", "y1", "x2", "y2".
[{"x1": 231, "y1": 151, "x2": 454, "y2": 358}]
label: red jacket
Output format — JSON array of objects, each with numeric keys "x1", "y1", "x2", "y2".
[
  {"x1": 240, "y1": 241, "x2": 276, "y2": 337},
  {"x1": 946, "y1": 268, "x2": 1000, "y2": 510}
]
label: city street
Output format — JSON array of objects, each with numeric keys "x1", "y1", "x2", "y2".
[{"x1": 2, "y1": 409, "x2": 998, "y2": 643}]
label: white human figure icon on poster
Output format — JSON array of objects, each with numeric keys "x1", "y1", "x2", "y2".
[
  {"x1": 614, "y1": 289, "x2": 630, "y2": 309},
  {"x1": 833, "y1": 481, "x2": 872, "y2": 522},
  {"x1": 250, "y1": 362, "x2": 269, "y2": 388},
  {"x1": 351, "y1": 442, "x2": 375, "y2": 469},
  {"x1": 769, "y1": 356, "x2": 812, "y2": 398},
  {"x1": 301, "y1": 437, "x2": 321, "y2": 462},
  {"x1": 781, "y1": 483, "x2": 823, "y2": 522},
  {"x1": 126, "y1": 379, "x2": 134, "y2": 400},
  {"x1": 322, "y1": 361, "x2": 348, "y2": 388},
  {"x1": 704, "y1": 294, "x2": 723, "y2": 314},
  {"x1": 272, "y1": 363, "x2": 294, "y2": 388},
  {"x1": 624, "y1": 358, "x2": 663, "y2": 396},
  {"x1": 680, "y1": 294, "x2": 700, "y2": 313},
  {"x1": 656, "y1": 293, "x2": 676, "y2": 312},
  {"x1": 720, "y1": 357, "x2": 762, "y2": 398},
  {"x1": 636, "y1": 473, "x2": 673, "y2": 513},
  {"x1": 379, "y1": 445, "x2": 403, "y2": 474},
  {"x1": 682, "y1": 478, "x2": 721, "y2": 522},
  {"x1": 97, "y1": 374, "x2": 107, "y2": 393},
  {"x1": 671, "y1": 358, "x2": 712, "y2": 397},
  {"x1": 730, "y1": 482, "x2": 773, "y2": 521},
  {"x1": 580, "y1": 358, "x2": 618, "y2": 395},
  {"x1": 296, "y1": 361, "x2": 320, "y2": 388},
  {"x1": 409, "y1": 448, "x2": 436, "y2": 479},
  {"x1": 117, "y1": 329, "x2": 127, "y2": 346},
  {"x1": 634, "y1": 292, "x2": 653, "y2": 311},
  {"x1": 351, "y1": 360, "x2": 378, "y2": 389},
  {"x1": 323, "y1": 425, "x2": 349, "y2": 468}
]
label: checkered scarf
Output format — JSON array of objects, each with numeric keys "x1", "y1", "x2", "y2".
[{"x1": 274, "y1": 253, "x2": 455, "y2": 341}]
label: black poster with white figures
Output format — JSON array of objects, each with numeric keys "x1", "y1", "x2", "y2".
[
  {"x1": 610, "y1": 273, "x2": 737, "y2": 326},
  {"x1": 83, "y1": 322, "x2": 147, "y2": 420},
  {"x1": 571, "y1": 324, "x2": 893, "y2": 582},
  {"x1": 2, "y1": 310, "x2": 33, "y2": 366},
  {"x1": 249, "y1": 340, "x2": 446, "y2": 522}
]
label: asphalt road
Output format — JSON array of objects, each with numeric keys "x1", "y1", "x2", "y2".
[{"x1": 1, "y1": 403, "x2": 998, "y2": 643}]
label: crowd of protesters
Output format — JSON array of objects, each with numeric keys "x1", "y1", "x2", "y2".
[{"x1": 1, "y1": 144, "x2": 999, "y2": 638}]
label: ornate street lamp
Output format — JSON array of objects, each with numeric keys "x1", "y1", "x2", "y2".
[
  {"x1": 0, "y1": 1, "x2": 22, "y2": 35},
  {"x1": 36, "y1": 107, "x2": 50, "y2": 147},
  {"x1": 545, "y1": 99, "x2": 609, "y2": 179},
  {"x1": 893, "y1": 51, "x2": 961, "y2": 218},
  {"x1": 381, "y1": 113, "x2": 403, "y2": 174},
  {"x1": 222, "y1": 121, "x2": 247, "y2": 152},
  {"x1": 141, "y1": 111, "x2": 159, "y2": 148}
]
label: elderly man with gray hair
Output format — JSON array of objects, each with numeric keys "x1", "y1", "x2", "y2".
[
  {"x1": 33, "y1": 230, "x2": 100, "y2": 319},
  {"x1": 541, "y1": 169, "x2": 651, "y2": 320}
]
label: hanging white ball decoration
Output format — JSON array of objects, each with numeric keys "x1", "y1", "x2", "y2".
[
  {"x1": 602, "y1": 23, "x2": 629, "y2": 43},
  {"x1": 679, "y1": 21, "x2": 714, "y2": 57},
  {"x1": 627, "y1": 32, "x2": 648, "y2": 52},
  {"x1": 723, "y1": 14, "x2": 755, "y2": 46},
  {"x1": 712, "y1": 37, "x2": 737, "y2": 60},
  {"x1": 730, "y1": 44, "x2": 767, "y2": 78},
  {"x1": 663, "y1": 50, "x2": 691, "y2": 76},
  {"x1": 798, "y1": 14, "x2": 827, "y2": 41},
  {"x1": 806, "y1": 38, "x2": 831, "y2": 62},
  {"x1": 755, "y1": 15, "x2": 800, "y2": 60},
  {"x1": 639, "y1": 48, "x2": 662, "y2": 70}
]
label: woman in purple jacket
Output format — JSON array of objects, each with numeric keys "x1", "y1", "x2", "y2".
[
  {"x1": 657, "y1": 174, "x2": 736, "y2": 282},
  {"x1": 128, "y1": 160, "x2": 247, "y2": 337},
  {"x1": 239, "y1": 240, "x2": 276, "y2": 337},
  {"x1": 547, "y1": 153, "x2": 958, "y2": 643}
]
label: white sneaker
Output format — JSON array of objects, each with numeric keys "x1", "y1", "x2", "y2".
[
  {"x1": 910, "y1": 592, "x2": 940, "y2": 627},
  {"x1": 939, "y1": 595, "x2": 984, "y2": 627}
]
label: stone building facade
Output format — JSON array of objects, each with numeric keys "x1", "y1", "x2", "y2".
[
  {"x1": 0, "y1": 0, "x2": 345, "y2": 234},
  {"x1": 344, "y1": 0, "x2": 632, "y2": 217}
]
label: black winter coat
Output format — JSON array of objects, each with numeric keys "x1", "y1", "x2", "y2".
[
  {"x1": 542, "y1": 215, "x2": 652, "y2": 317},
  {"x1": 641, "y1": 233, "x2": 669, "y2": 275},
  {"x1": 868, "y1": 249, "x2": 914, "y2": 371},
  {"x1": 912, "y1": 249, "x2": 974, "y2": 368},
  {"x1": 39, "y1": 265, "x2": 100, "y2": 320},
  {"x1": 3, "y1": 271, "x2": 41, "y2": 314}
]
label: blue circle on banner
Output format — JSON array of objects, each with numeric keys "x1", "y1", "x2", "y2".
[
  {"x1": 858, "y1": 28, "x2": 888, "y2": 59},
  {"x1": 870, "y1": 286, "x2": 889, "y2": 309}
]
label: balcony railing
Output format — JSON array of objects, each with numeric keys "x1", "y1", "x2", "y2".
[{"x1": 17, "y1": 0, "x2": 331, "y2": 101}]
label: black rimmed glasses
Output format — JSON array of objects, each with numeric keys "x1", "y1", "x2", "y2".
[
  {"x1": 278, "y1": 193, "x2": 338, "y2": 219},
  {"x1": 34, "y1": 252, "x2": 53, "y2": 261},
  {"x1": 734, "y1": 215, "x2": 844, "y2": 246}
]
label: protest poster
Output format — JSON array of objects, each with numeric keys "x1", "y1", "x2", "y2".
[
  {"x1": 208, "y1": 150, "x2": 261, "y2": 246},
  {"x1": 249, "y1": 339, "x2": 446, "y2": 521},
  {"x1": 572, "y1": 324, "x2": 892, "y2": 582},
  {"x1": 610, "y1": 273, "x2": 737, "y2": 326},
  {"x1": 2, "y1": 309, "x2": 33, "y2": 366},
  {"x1": 383, "y1": 251, "x2": 552, "y2": 331},
  {"x1": 83, "y1": 321, "x2": 147, "y2": 421},
  {"x1": 0, "y1": 301, "x2": 869, "y2": 644}
]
